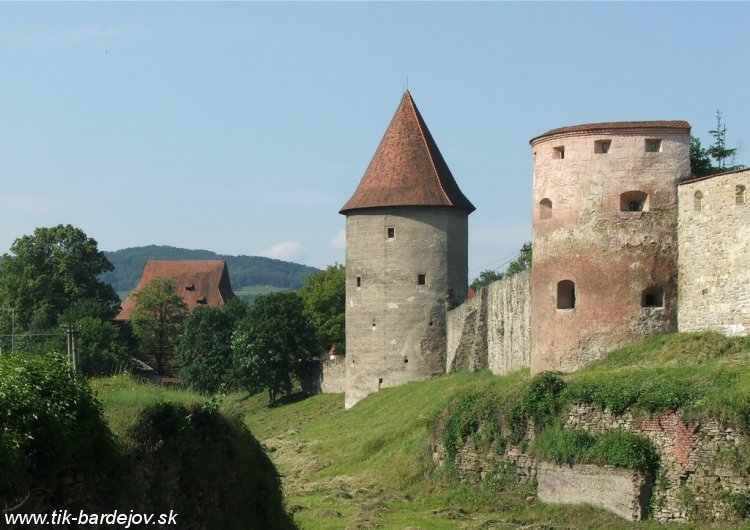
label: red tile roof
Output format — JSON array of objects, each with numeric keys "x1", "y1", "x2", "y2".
[
  {"x1": 530, "y1": 120, "x2": 691, "y2": 145},
  {"x1": 115, "y1": 260, "x2": 235, "y2": 320},
  {"x1": 340, "y1": 91, "x2": 475, "y2": 214}
]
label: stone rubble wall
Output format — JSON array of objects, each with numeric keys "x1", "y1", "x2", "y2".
[
  {"x1": 446, "y1": 270, "x2": 530, "y2": 375},
  {"x1": 567, "y1": 402, "x2": 747, "y2": 523},
  {"x1": 301, "y1": 357, "x2": 347, "y2": 395},
  {"x1": 432, "y1": 401, "x2": 749, "y2": 523},
  {"x1": 678, "y1": 168, "x2": 750, "y2": 336}
]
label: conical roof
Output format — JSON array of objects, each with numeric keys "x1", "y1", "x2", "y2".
[{"x1": 340, "y1": 91, "x2": 475, "y2": 214}]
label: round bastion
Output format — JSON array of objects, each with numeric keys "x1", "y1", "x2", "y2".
[{"x1": 529, "y1": 121, "x2": 691, "y2": 373}]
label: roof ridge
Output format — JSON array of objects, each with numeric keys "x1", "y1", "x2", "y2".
[{"x1": 406, "y1": 91, "x2": 452, "y2": 207}]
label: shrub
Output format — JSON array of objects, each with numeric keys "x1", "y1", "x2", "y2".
[
  {"x1": 532, "y1": 427, "x2": 658, "y2": 473},
  {"x1": 0, "y1": 352, "x2": 116, "y2": 503},
  {"x1": 509, "y1": 372, "x2": 566, "y2": 443}
]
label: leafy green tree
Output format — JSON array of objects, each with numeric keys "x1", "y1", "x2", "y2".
[
  {"x1": 506, "y1": 243, "x2": 532, "y2": 277},
  {"x1": 131, "y1": 277, "x2": 188, "y2": 374},
  {"x1": 230, "y1": 292, "x2": 316, "y2": 405},
  {"x1": 177, "y1": 297, "x2": 248, "y2": 393},
  {"x1": 299, "y1": 264, "x2": 345, "y2": 354},
  {"x1": 0, "y1": 225, "x2": 120, "y2": 331},
  {"x1": 470, "y1": 243, "x2": 531, "y2": 292},
  {"x1": 690, "y1": 135, "x2": 714, "y2": 178},
  {"x1": 470, "y1": 270, "x2": 504, "y2": 292}
]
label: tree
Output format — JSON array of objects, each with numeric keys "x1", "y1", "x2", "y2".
[
  {"x1": 690, "y1": 111, "x2": 744, "y2": 178},
  {"x1": 131, "y1": 277, "x2": 187, "y2": 374},
  {"x1": 707, "y1": 110, "x2": 738, "y2": 171},
  {"x1": 230, "y1": 292, "x2": 316, "y2": 405},
  {"x1": 177, "y1": 297, "x2": 248, "y2": 393},
  {"x1": 298, "y1": 264, "x2": 345, "y2": 354},
  {"x1": 506, "y1": 242, "x2": 532, "y2": 277},
  {"x1": 470, "y1": 243, "x2": 531, "y2": 292},
  {"x1": 59, "y1": 299, "x2": 135, "y2": 376},
  {"x1": 0, "y1": 225, "x2": 120, "y2": 331},
  {"x1": 690, "y1": 135, "x2": 714, "y2": 178},
  {"x1": 470, "y1": 269, "x2": 504, "y2": 292}
]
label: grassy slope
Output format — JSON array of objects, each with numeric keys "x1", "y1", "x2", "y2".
[
  {"x1": 237, "y1": 375, "x2": 663, "y2": 530},
  {"x1": 94, "y1": 332, "x2": 750, "y2": 529}
]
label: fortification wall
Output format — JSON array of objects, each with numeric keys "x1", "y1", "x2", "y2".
[
  {"x1": 530, "y1": 124, "x2": 690, "y2": 373},
  {"x1": 678, "y1": 168, "x2": 750, "y2": 336},
  {"x1": 446, "y1": 271, "x2": 530, "y2": 375},
  {"x1": 301, "y1": 358, "x2": 347, "y2": 395}
]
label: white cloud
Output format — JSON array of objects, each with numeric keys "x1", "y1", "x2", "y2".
[
  {"x1": 260, "y1": 241, "x2": 302, "y2": 261},
  {"x1": 329, "y1": 228, "x2": 346, "y2": 249}
]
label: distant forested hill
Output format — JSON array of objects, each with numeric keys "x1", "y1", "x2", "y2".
[{"x1": 101, "y1": 245, "x2": 320, "y2": 296}]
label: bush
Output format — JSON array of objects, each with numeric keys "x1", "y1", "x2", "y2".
[
  {"x1": 532, "y1": 427, "x2": 658, "y2": 472},
  {"x1": 509, "y1": 372, "x2": 566, "y2": 444},
  {"x1": 0, "y1": 352, "x2": 116, "y2": 503}
]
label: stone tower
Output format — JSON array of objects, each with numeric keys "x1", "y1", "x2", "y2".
[
  {"x1": 529, "y1": 121, "x2": 691, "y2": 373},
  {"x1": 340, "y1": 92, "x2": 475, "y2": 409}
]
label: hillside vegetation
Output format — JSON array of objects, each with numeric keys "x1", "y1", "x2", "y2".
[
  {"x1": 234, "y1": 332, "x2": 749, "y2": 529},
  {"x1": 101, "y1": 245, "x2": 319, "y2": 299},
  {"x1": 0, "y1": 355, "x2": 293, "y2": 529},
  {"x1": 65, "y1": 332, "x2": 748, "y2": 529}
]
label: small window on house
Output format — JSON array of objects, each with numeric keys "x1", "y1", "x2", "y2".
[
  {"x1": 646, "y1": 139, "x2": 662, "y2": 153},
  {"x1": 417, "y1": 274, "x2": 426, "y2": 285},
  {"x1": 736, "y1": 185, "x2": 746, "y2": 205},
  {"x1": 196, "y1": 296, "x2": 207, "y2": 305},
  {"x1": 356, "y1": 276, "x2": 361, "y2": 288},
  {"x1": 387, "y1": 227, "x2": 395, "y2": 239},
  {"x1": 641, "y1": 286, "x2": 664, "y2": 308},
  {"x1": 620, "y1": 191, "x2": 649, "y2": 212},
  {"x1": 553, "y1": 146, "x2": 565, "y2": 159},
  {"x1": 539, "y1": 198, "x2": 553, "y2": 220},
  {"x1": 557, "y1": 280, "x2": 576, "y2": 310},
  {"x1": 185, "y1": 284, "x2": 195, "y2": 291},
  {"x1": 595, "y1": 140, "x2": 611, "y2": 154},
  {"x1": 694, "y1": 190, "x2": 703, "y2": 211}
]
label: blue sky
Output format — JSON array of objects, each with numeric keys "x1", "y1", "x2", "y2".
[{"x1": 1, "y1": 2, "x2": 748, "y2": 276}]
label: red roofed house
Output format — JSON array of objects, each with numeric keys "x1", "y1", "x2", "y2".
[{"x1": 116, "y1": 260, "x2": 235, "y2": 320}]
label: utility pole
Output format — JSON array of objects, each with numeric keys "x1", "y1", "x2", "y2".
[
  {"x1": 65, "y1": 324, "x2": 78, "y2": 373},
  {"x1": 1, "y1": 308, "x2": 15, "y2": 353}
]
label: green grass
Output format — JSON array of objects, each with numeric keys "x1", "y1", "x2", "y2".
[
  {"x1": 91, "y1": 374, "x2": 205, "y2": 439},
  {"x1": 236, "y1": 373, "x2": 644, "y2": 529},
  {"x1": 92, "y1": 332, "x2": 750, "y2": 529},
  {"x1": 234, "y1": 284, "x2": 291, "y2": 303}
]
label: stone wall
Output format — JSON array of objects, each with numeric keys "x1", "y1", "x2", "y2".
[
  {"x1": 678, "y1": 168, "x2": 750, "y2": 336},
  {"x1": 537, "y1": 462, "x2": 651, "y2": 521},
  {"x1": 301, "y1": 357, "x2": 347, "y2": 395},
  {"x1": 446, "y1": 271, "x2": 530, "y2": 375},
  {"x1": 567, "y1": 402, "x2": 748, "y2": 523},
  {"x1": 433, "y1": 401, "x2": 749, "y2": 523}
]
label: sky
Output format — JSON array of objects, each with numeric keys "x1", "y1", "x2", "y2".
[{"x1": 1, "y1": 2, "x2": 748, "y2": 277}]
